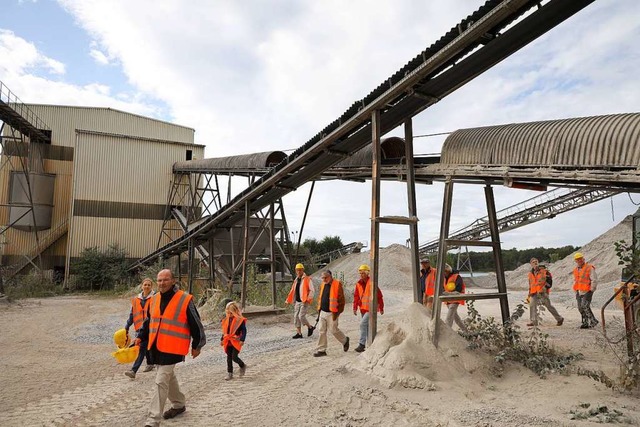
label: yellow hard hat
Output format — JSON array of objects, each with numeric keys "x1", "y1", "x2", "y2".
[
  {"x1": 574, "y1": 252, "x2": 584, "y2": 260},
  {"x1": 113, "y1": 328, "x2": 130, "y2": 349},
  {"x1": 295, "y1": 263, "x2": 305, "y2": 270},
  {"x1": 358, "y1": 264, "x2": 370, "y2": 272},
  {"x1": 445, "y1": 282, "x2": 456, "y2": 292},
  {"x1": 111, "y1": 345, "x2": 139, "y2": 364}
]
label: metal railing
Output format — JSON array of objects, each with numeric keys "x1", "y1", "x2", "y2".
[
  {"x1": 0, "y1": 80, "x2": 51, "y2": 133},
  {"x1": 5, "y1": 219, "x2": 69, "y2": 277}
]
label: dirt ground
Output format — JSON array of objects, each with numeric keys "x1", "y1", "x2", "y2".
[{"x1": 1, "y1": 289, "x2": 639, "y2": 427}]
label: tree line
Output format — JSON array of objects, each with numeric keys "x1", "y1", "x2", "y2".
[{"x1": 433, "y1": 245, "x2": 579, "y2": 272}]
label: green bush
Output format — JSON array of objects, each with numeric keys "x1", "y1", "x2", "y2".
[
  {"x1": 3, "y1": 271, "x2": 62, "y2": 299},
  {"x1": 463, "y1": 301, "x2": 582, "y2": 378},
  {"x1": 70, "y1": 244, "x2": 131, "y2": 291}
]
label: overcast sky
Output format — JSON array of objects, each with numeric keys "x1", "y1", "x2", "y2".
[{"x1": 2, "y1": 0, "x2": 640, "y2": 253}]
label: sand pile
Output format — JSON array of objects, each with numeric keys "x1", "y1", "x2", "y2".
[
  {"x1": 349, "y1": 303, "x2": 491, "y2": 389},
  {"x1": 314, "y1": 244, "x2": 413, "y2": 290},
  {"x1": 474, "y1": 215, "x2": 630, "y2": 292}
]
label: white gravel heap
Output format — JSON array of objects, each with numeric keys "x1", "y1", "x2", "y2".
[
  {"x1": 349, "y1": 302, "x2": 491, "y2": 389},
  {"x1": 314, "y1": 243, "x2": 414, "y2": 291}
]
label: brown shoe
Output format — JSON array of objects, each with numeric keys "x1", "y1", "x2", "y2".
[
  {"x1": 163, "y1": 406, "x2": 186, "y2": 419},
  {"x1": 526, "y1": 322, "x2": 535, "y2": 327},
  {"x1": 557, "y1": 318, "x2": 564, "y2": 326}
]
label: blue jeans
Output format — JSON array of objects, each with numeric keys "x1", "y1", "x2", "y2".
[
  {"x1": 359, "y1": 312, "x2": 370, "y2": 346},
  {"x1": 132, "y1": 339, "x2": 152, "y2": 372}
]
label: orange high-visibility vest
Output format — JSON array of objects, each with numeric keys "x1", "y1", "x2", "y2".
[
  {"x1": 445, "y1": 273, "x2": 466, "y2": 305},
  {"x1": 317, "y1": 279, "x2": 341, "y2": 313},
  {"x1": 528, "y1": 268, "x2": 548, "y2": 295},
  {"x1": 424, "y1": 268, "x2": 437, "y2": 297},
  {"x1": 355, "y1": 277, "x2": 382, "y2": 313},
  {"x1": 148, "y1": 290, "x2": 193, "y2": 356},
  {"x1": 286, "y1": 276, "x2": 313, "y2": 304},
  {"x1": 221, "y1": 314, "x2": 247, "y2": 352},
  {"x1": 131, "y1": 296, "x2": 151, "y2": 331},
  {"x1": 573, "y1": 263, "x2": 594, "y2": 292}
]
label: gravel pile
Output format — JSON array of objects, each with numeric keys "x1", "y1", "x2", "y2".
[{"x1": 315, "y1": 244, "x2": 413, "y2": 292}]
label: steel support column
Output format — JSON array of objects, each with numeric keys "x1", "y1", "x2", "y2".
[
  {"x1": 270, "y1": 203, "x2": 277, "y2": 308},
  {"x1": 177, "y1": 252, "x2": 182, "y2": 284},
  {"x1": 187, "y1": 239, "x2": 195, "y2": 294},
  {"x1": 295, "y1": 181, "x2": 315, "y2": 264},
  {"x1": 432, "y1": 179, "x2": 454, "y2": 346},
  {"x1": 404, "y1": 118, "x2": 421, "y2": 303},
  {"x1": 240, "y1": 200, "x2": 250, "y2": 309},
  {"x1": 368, "y1": 109, "x2": 381, "y2": 346},
  {"x1": 484, "y1": 185, "x2": 510, "y2": 324},
  {"x1": 208, "y1": 237, "x2": 216, "y2": 288}
]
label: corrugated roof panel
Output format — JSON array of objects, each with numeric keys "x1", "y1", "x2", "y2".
[{"x1": 441, "y1": 113, "x2": 640, "y2": 167}]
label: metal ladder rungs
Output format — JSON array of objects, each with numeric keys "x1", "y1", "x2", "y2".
[{"x1": 445, "y1": 239, "x2": 496, "y2": 248}]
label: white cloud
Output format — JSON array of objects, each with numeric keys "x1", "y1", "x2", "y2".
[
  {"x1": 0, "y1": 29, "x2": 66, "y2": 76},
  {"x1": 0, "y1": 30, "x2": 158, "y2": 116},
  {"x1": 89, "y1": 48, "x2": 110, "y2": 65},
  {"x1": 4, "y1": 0, "x2": 640, "y2": 250}
]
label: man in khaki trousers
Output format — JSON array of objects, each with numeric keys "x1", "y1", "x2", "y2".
[
  {"x1": 313, "y1": 270, "x2": 349, "y2": 357},
  {"x1": 136, "y1": 269, "x2": 206, "y2": 427}
]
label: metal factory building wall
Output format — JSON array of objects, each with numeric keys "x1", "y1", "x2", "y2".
[{"x1": 0, "y1": 104, "x2": 203, "y2": 275}]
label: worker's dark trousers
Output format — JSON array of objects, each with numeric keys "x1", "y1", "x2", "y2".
[
  {"x1": 225, "y1": 344, "x2": 245, "y2": 373},
  {"x1": 132, "y1": 339, "x2": 152, "y2": 372},
  {"x1": 576, "y1": 291, "x2": 598, "y2": 327}
]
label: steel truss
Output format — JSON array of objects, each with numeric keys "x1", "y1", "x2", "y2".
[{"x1": 0, "y1": 81, "x2": 52, "y2": 283}]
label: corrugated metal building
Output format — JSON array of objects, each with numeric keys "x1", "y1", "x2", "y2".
[{"x1": 0, "y1": 105, "x2": 204, "y2": 278}]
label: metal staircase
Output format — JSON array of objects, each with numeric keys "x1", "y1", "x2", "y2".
[{"x1": 4, "y1": 219, "x2": 68, "y2": 278}]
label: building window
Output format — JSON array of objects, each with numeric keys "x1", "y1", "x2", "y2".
[{"x1": 186, "y1": 149, "x2": 193, "y2": 160}]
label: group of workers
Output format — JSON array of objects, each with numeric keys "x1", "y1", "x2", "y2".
[
  {"x1": 418, "y1": 252, "x2": 598, "y2": 330},
  {"x1": 285, "y1": 262, "x2": 384, "y2": 356},
  {"x1": 120, "y1": 251, "x2": 597, "y2": 426}
]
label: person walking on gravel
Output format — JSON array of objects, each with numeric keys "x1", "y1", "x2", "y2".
[
  {"x1": 443, "y1": 264, "x2": 468, "y2": 332},
  {"x1": 419, "y1": 259, "x2": 437, "y2": 310},
  {"x1": 353, "y1": 264, "x2": 384, "y2": 353},
  {"x1": 313, "y1": 270, "x2": 349, "y2": 357},
  {"x1": 124, "y1": 278, "x2": 156, "y2": 379},
  {"x1": 285, "y1": 263, "x2": 315, "y2": 339},
  {"x1": 136, "y1": 269, "x2": 206, "y2": 427},
  {"x1": 527, "y1": 258, "x2": 564, "y2": 327},
  {"x1": 221, "y1": 301, "x2": 247, "y2": 380},
  {"x1": 573, "y1": 253, "x2": 599, "y2": 329}
]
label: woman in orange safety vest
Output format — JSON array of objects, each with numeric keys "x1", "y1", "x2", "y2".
[
  {"x1": 442, "y1": 264, "x2": 467, "y2": 332},
  {"x1": 124, "y1": 278, "x2": 155, "y2": 379},
  {"x1": 221, "y1": 301, "x2": 247, "y2": 380}
]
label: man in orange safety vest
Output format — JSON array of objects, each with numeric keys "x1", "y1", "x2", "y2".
[
  {"x1": 527, "y1": 258, "x2": 563, "y2": 327},
  {"x1": 573, "y1": 253, "x2": 598, "y2": 329},
  {"x1": 136, "y1": 269, "x2": 206, "y2": 426},
  {"x1": 285, "y1": 263, "x2": 315, "y2": 339},
  {"x1": 313, "y1": 270, "x2": 349, "y2": 357}
]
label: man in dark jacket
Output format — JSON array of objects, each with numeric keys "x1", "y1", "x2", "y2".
[
  {"x1": 313, "y1": 270, "x2": 349, "y2": 357},
  {"x1": 136, "y1": 269, "x2": 206, "y2": 427}
]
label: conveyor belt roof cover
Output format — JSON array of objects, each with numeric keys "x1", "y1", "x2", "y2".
[
  {"x1": 441, "y1": 113, "x2": 640, "y2": 167},
  {"x1": 174, "y1": 151, "x2": 287, "y2": 173}
]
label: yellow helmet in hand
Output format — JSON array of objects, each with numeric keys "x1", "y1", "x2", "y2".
[{"x1": 113, "y1": 328, "x2": 130, "y2": 349}]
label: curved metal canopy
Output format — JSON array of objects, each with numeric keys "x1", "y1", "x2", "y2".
[
  {"x1": 173, "y1": 151, "x2": 287, "y2": 173},
  {"x1": 441, "y1": 113, "x2": 640, "y2": 167}
]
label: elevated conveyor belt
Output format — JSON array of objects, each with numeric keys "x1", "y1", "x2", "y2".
[
  {"x1": 419, "y1": 188, "x2": 620, "y2": 255},
  {"x1": 131, "y1": 0, "x2": 597, "y2": 270}
]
